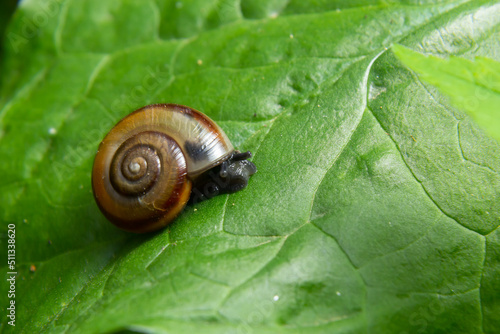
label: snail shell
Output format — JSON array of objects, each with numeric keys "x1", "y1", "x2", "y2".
[{"x1": 92, "y1": 104, "x2": 256, "y2": 233}]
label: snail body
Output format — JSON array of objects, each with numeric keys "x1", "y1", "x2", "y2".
[{"x1": 92, "y1": 104, "x2": 256, "y2": 233}]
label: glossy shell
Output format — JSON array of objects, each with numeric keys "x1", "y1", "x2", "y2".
[{"x1": 92, "y1": 104, "x2": 234, "y2": 233}]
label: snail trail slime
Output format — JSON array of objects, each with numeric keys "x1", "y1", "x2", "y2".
[{"x1": 92, "y1": 104, "x2": 257, "y2": 233}]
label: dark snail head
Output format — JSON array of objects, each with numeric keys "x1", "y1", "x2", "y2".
[
  {"x1": 92, "y1": 104, "x2": 257, "y2": 233},
  {"x1": 226, "y1": 160, "x2": 257, "y2": 192},
  {"x1": 189, "y1": 151, "x2": 257, "y2": 203}
]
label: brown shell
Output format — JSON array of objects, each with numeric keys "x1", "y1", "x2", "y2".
[{"x1": 92, "y1": 104, "x2": 234, "y2": 233}]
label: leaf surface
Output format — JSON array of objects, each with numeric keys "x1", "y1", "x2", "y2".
[{"x1": 393, "y1": 44, "x2": 500, "y2": 142}]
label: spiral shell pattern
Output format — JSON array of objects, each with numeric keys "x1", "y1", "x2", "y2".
[{"x1": 92, "y1": 104, "x2": 234, "y2": 233}]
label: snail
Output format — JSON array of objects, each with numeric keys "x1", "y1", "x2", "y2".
[{"x1": 92, "y1": 104, "x2": 257, "y2": 233}]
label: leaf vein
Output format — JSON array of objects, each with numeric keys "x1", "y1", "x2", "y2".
[{"x1": 367, "y1": 106, "x2": 484, "y2": 237}]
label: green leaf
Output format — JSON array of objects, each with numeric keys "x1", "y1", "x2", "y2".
[
  {"x1": 0, "y1": 0, "x2": 18, "y2": 50},
  {"x1": 392, "y1": 44, "x2": 500, "y2": 142},
  {"x1": 1, "y1": 1, "x2": 499, "y2": 333}
]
